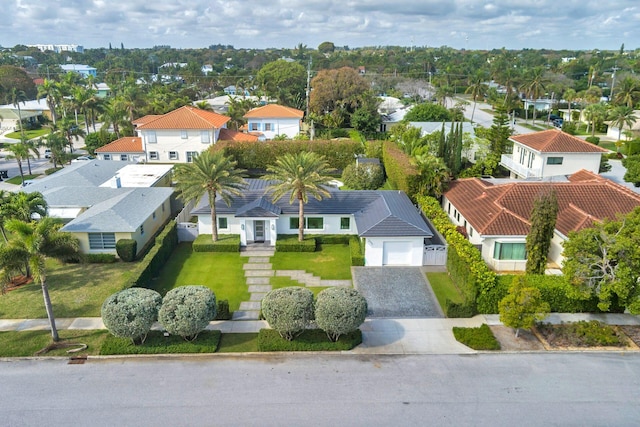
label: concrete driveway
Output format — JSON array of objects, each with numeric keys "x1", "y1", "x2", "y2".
[{"x1": 352, "y1": 267, "x2": 444, "y2": 318}]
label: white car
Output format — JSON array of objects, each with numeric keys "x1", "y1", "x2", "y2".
[
  {"x1": 72, "y1": 155, "x2": 95, "y2": 162},
  {"x1": 44, "y1": 149, "x2": 52, "y2": 158}
]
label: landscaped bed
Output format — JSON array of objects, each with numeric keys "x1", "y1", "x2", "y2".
[
  {"x1": 271, "y1": 243, "x2": 352, "y2": 280},
  {"x1": 100, "y1": 330, "x2": 221, "y2": 355},
  {"x1": 257, "y1": 329, "x2": 362, "y2": 352}
]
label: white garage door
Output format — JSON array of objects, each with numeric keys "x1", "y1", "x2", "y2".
[{"x1": 383, "y1": 241, "x2": 412, "y2": 265}]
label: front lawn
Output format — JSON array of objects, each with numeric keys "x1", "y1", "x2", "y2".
[
  {"x1": 0, "y1": 330, "x2": 109, "y2": 357},
  {"x1": 0, "y1": 259, "x2": 134, "y2": 319},
  {"x1": 426, "y1": 272, "x2": 464, "y2": 310},
  {"x1": 5, "y1": 174, "x2": 41, "y2": 185},
  {"x1": 5, "y1": 129, "x2": 50, "y2": 140},
  {"x1": 147, "y1": 243, "x2": 249, "y2": 311},
  {"x1": 271, "y1": 243, "x2": 352, "y2": 280}
]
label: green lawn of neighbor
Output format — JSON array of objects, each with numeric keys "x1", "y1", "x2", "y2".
[
  {"x1": 426, "y1": 272, "x2": 464, "y2": 311},
  {"x1": 271, "y1": 243, "x2": 352, "y2": 280},
  {"x1": 0, "y1": 259, "x2": 134, "y2": 319},
  {"x1": 147, "y1": 243, "x2": 249, "y2": 311},
  {"x1": 217, "y1": 333, "x2": 259, "y2": 353},
  {"x1": 5, "y1": 128, "x2": 50, "y2": 140},
  {"x1": 5, "y1": 174, "x2": 41, "y2": 185}
]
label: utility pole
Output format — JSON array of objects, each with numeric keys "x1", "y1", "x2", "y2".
[
  {"x1": 610, "y1": 63, "x2": 620, "y2": 101},
  {"x1": 305, "y1": 56, "x2": 314, "y2": 140}
]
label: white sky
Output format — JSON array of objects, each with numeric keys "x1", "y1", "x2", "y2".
[{"x1": 4, "y1": 0, "x2": 639, "y2": 50}]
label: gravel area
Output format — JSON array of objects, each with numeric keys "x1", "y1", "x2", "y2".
[{"x1": 352, "y1": 267, "x2": 444, "y2": 318}]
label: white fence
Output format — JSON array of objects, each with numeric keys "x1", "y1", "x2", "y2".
[
  {"x1": 424, "y1": 245, "x2": 447, "y2": 266},
  {"x1": 176, "y1": 200, "x2": 198, "y2": 242}
]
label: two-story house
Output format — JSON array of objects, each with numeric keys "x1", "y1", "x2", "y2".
[
  {"x1": 243, "y1": 104, "x2": 304, "y2": 140},
  {"x1": 500, "y1": 129, "x2": 607, "y2": 179}
]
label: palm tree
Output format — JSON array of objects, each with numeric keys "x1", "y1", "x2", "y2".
[
  {"x1": 563, "y1": 88, "x2": 577, "y2": 122},
  {"x1": 6, "y1": 141, "x2": 29, "y2": 185},
  {"x1": 8, "y1": 88, "x2": 28, "y2": 140},
  {"x1": 413, "y1": 154, "x2": 451, "y2": 198},
  {"x1": 37, "y1": 79, "x2": 60, "y2": 126},
  {"x1": 195, "y1": 100, "x2": 213, "y2": 111},
  {"x1": 609, "y1": 106, "x2": 638, "y2": 146},
  {"x1": 174, "y1": 150, "x2": 246, "y2": 242},
  {"x1": 100, "y1": 99, "x2": 128, "y2": 138},
  {"x1": 0, "y1": 218, "x2": 79, "y2": 342},
  {"x1": 522, "y1": 67, "x2": 547, "y2": 125},
  {"x1": 613, "y1": 76, "x2": 640, "y2": 109},
  {"x1": 465, "y1": 72, "x2": 488, "y2": 123},
  {"x1": 0, "y1": 190, "x2": 14, "y2": 242},
  {"x1": 264, "y1": 152, "x2": 334, "y2": 242},
  {"x1": 584, "y1": 103, "x2": 609, "y2": 137},
  {"x1": 7, "y1": 192, "x2": 47, "y2": 222}
]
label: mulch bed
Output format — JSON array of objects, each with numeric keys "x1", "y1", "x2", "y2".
[{"x1": 2, "y1": 275, "x2": 33, "y2": 293}]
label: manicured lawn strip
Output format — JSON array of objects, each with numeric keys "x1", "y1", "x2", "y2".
[
  {"x1": 0, "y1": 259, "x2": 134, "y2": 318},
  {"x1": 5, "y1": 129, "x2": 50, "y2": 140},
  {"x1": 271, "y1": 243, "x2": 352, "y2": 280},
  {"x1": 5, "y1": 174, "x2": 40, "y2": 185},
  {"x1": 599, "y1": 141, "x2": 617, "y2": 152},
  {"x1": 100, "y1": 330, "x2": 220, "y2": 355},
  {"x1": 269, "y1": 277, "x2": 331, "y2": 297},
  {"x1": 217, "y1": 333, "x2": 259, "y2": 352},
  {"x1": 426, "y1": 272, "x2": 464, "y2": 310},
  {"x1": 0, "y1": 330, "x2": 109, "y2": 357},
  {"x1": 147, "y1": 243, "x2": 249, "y2": 311},
  {"x1": 257, "y1": 328, "x2": 362, "y2": 351},
  {"x1": 452, "y1": 324, "x2": 501, "y2": 350}
]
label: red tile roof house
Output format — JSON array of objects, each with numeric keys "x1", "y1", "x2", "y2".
[
  {"x1": 243, "y1": 104, "x2": 304, "y2": 140},
  {"x1": 95, "y1": 137, "x2": 145, "y2": 162},
  {"x1": 499, "y1": 129, "x2": 607, "y2": 179},
  {"x1": 442, "y1": 170, "x2": 640, "y2": 272},
  {"x1": 131, "y1": 105, "x2": 257, "y2": 163}
]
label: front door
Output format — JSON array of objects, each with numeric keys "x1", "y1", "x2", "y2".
[{"x1": 254, "y1": 221, "x2": 265, "y2": 242}]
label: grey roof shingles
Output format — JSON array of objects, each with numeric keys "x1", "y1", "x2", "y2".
[{"x1": 24, "y1": 160, "x2": 135, "y2": 194}]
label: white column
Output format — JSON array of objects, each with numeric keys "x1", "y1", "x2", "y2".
[
  {"x1": 270, "y1": 219, "x2": 277, "y2": 246},
  {"x1": 240, "y1": 219, "x2": 247, "y2": 246}
]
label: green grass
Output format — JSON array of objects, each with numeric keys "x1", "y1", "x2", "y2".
[
  {"x1": 100, "y1": 330, "x2": 220, "y2": 355},
  {"x1": 147, "y1": 243, "x2": 249, "y2": 311},
  {"x1": 5, "y1": 174, "x2": 40, "y2": 185},
  {"x1": 217, "y1": 333, "x2": 259, "y2": 352},
  {"x1": 5, "y1": 129, "x2": 50, "y2": 140},
  {"x1": 0, "y1": 259, "x2": 134, "y2": 319},
  {"x1": 452, "y1": 324, "x2": 501, "y2": 350},
  {"x1": 0, "y1": 330, "x2": 109, "y2": 357},
  {"x1": 271, "y1": 243, "x2": 352, "y2": 280},
  {"x1": 599, "y1": 141, "x2": 618, "y2": 152},
  {"x1": 257, "y1": 328, "x2": 362, "y2": 351},
  {"x1": 270, "y1": 276, "x2": 331, "y2": 296},
  {"x1": 426, "y1": 272, "x2": 464, "y2": 310}
]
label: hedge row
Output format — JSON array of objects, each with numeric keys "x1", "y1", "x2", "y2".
[
  {"x1": 129, "y1": 221, "x2": 179, "y2": 288},
  {"x1": 307, "y1": 234, "x2": 351, "y2": 245},
  {"x1": 257, "y1": 328, "x2": 362, "y2": 351},
  {"x1": 417, "y1": 195, "x2": 497, "y2": 315},
  {"x1": 84, "y1": 253, "x2": 117, "y2": 264},
  {"x1": 212, "y1": 139, "x2": 363, "y2": 171},
  {"x1": 381, "y1": 141, "x2": 420, "y2": 197},
  {"x1": 350, "y1": 236, "x2": 365, "y2": 266},
  {"x1": 275, "y1": 235, "x2": 317, "y2": 252},
  {"x1": 100, "y1": 330, "x2": 220, "y2": 355},
  {"x1": 192, "y1": 234, "x2": 241, "y2": 252}
]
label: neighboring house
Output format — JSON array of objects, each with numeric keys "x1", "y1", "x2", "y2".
[
  {"x1": 500, "y1": 129, "x2": 607, "y2": 179},
  {"x1": 95, "y1": 137, "x2": 145, "y2": 162},
  {"x1": 24, "y1": 160, "x2": 174, "y2": 256},
  {"x1": 380, "y1": 107, "x2": 410, "y2": 133},
  {"x1": 224, "y1": 85, "x2": 250, "y2": 96},
  {"x1": 523, "y1": 98, "x2": 553, "y2": 112},
  {"x1": 192, "y1": 179, "x2": 440, "y2": 266},
  {"x1": 94, "y1": 83, "x2": 111, "y2": 98},
  {"x1": 60, "y1": 64, "x2": 97, "y2": 78},
  {"x1": 133, "y1": 105, "x2": 257, "y2": 163},
  {"x1": 0, "y1": 98, "x2": 49, "y2": 132},
  {"x1": 606, "y1": 110, "x2": 640, "y2": 141},
  {"x1": 442, "y1": 170, "x2": 640, "y2": 272},
  {"x1": 243, "y1": 104, "x2": 304, "y2": 140}
]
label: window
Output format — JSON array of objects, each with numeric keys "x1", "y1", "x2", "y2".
[
  {"x1": 140, "y1": 225, "x2": 144, "y2": 235},
  {"x1": 264, "y1": 123, "x2": 273, "y2": 131},
  {"x1": 103, "y1": 154, "x2": 111, "y2": 160},
  {"x1": 162, "y1": 202, "x2": 165, "y2": 212},
  {"x1": 289, "y1": 218, "x2": 299, "y2": 230},
  {"x1": 120, "y1": 154, "x2": 128, "y2": 161},
  {"x1": 152, "y1": 211, "x2": 156, "y2": 220},
  {"x1": 469, "y1": 228, "x2": 473, "y2": 237},
  {"x1": 201, "y1": 131, "x2": 210, "y2": 143},
  {"x1": 340, "y1": 217, "x2": 350, "y2": 230},
  {"x1": 88, "y1": 233, "x2": 116, "y2": 250},
  {"x1": 149, "y1": 151, "x2": 159, "y2": 160},
  {"x1": 289, "y1": 217, "x2": 323, "y2": 230},
  {"x1": 547, "y1": 157, "x2": 563, "y2": 165},
  {"x1": 147, "y1": 131, "x2": 157, "y2": 143},
  {"x1": 181, "y1": 130, "x2": 188, "y2": 139},
  {"x1": 169, "y1": 151, "x2": 178, "y2": 160},
  {"x1": 447, "y1": 202, "x2": 451, "y2": 214},
  {"x1": 218, "y1": 217, "x2": 228, "y2": 229},
  {"x1": 494, "y1": 242, "x2": 526, "y2": 260},
  {"x1": 250, "y1": 123, "x2": 259, "y2": 131},
  {"x1": 186, "y1": 151, "x2": 198, "y2": 163}
]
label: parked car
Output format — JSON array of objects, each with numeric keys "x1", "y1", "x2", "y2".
[
  {"x1": 552, "y1": 118, "x2": 564, "y2": 128},
  {"x1": 72, "y1": 155, "x2": 95, "y2": 162},
  {"x1": 44, "y1": 149, "x2": 52, "y2": 158}
]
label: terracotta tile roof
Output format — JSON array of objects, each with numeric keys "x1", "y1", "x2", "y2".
[
  {"x1": 444, "y1": 170, "x2": 640, "y2": 237},
  {"x1": 132, "y1": 115, "x2": 162, "y2": 125},
  {"x1": 510, "y1": 129, "x2": 607, "y2": 153},
  {"x1": 243, "y1": 104, "x2": 304, "y2": 119},
  {"x1": 136, "y1": 106, "x2": 230, "y2": 129},
  {"x1": 218, "y1": 128, "x2": 259, "y2": 142},
  {"x1": 96, "y1": 137, "x2": 144, "y2": 153}
]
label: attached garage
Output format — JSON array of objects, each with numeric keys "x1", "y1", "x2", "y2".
[{"x1": 382, "y1": 241, "x2": 412, "y2": 265}]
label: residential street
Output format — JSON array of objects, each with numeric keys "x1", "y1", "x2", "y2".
[{"x1": 2, "y1": 353, "x2": 639, "y2": 426}]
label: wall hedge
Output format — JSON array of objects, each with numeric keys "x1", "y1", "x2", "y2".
[
  {"x1": 85, "y1": 253, "x2": 117, "y2": 264},
  {"x1": 307, "y1": 234, "x2": 351, "y2": 245},
  {"x1": 276, "y1": 235, "x2": 317, "y2": 252},
  {"x1": 192, "y1": 234, "x2": 241, "y2": 252},
  {"x1": 213, "y1": 139, "x2": 363, "y2": 171},
  {"x1": 349, "y1": 236, "x2": 365, "y2": 266},
  {"x1": 381, "y1": 141, "x2": 420, "y2": 197},
  {"x1": 130, "y1": 221, "x2": 179, "y2": 288}
]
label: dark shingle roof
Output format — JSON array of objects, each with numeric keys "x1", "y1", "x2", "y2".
[{"x1": 235, "y1": 196, "x2": 281, "y2": 217}]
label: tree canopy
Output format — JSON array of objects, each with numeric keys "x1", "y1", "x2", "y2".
[{"x1": 403, "y1": 102, "x2": 451, "y2": 122}]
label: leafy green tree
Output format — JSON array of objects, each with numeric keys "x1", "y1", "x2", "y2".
[
  {"x1": 341, "y1": 162, "x2": 384, "y2": 190},
  {"x1": 309, "y1": 67, "x2": 370, "y2": 125},
  {"x1": 264, "y1": 152, "x2": 333, "y2": 241},
  {"x1": 499, "y1": 276, "x2": 550, "y2": 338},
  {"x1": 0, "y1": 218, "x2": 79, "y2": 341},
  {"x1": 174, "y1": 150, "x2": 246, "y2": 242},
  {"x1": 315, "y1": 287, "x2": 367, "y2": 342},
  {"x1": 526, "y1": 190, "x2": 559, "y2": 274},
  {"x1": 158, "y1": 286, "x2": 217, "y2": 341},
  {"x1": 584, "y1": 103, "x2": 608, "y2": 137},
  {"x1": 255, "y1": 60, "x2": 306, "y2": 107},
  {"x1": 8, "y1": 87, "x2": 28, "y2": 140},
  {"x1": 318, "y1": 41, "x2": 335, "y2": 54},
  {"x1": 350, "y1": 105, "x2": 382, "y2": 134},
  {"x1": 262, "y1": 287, "x2": 314, "y2": 341},
  {"x1": 101, "y1": 288, "x2": 163, "y2": 344},
  {"x1": 37, "y1": 78, "x2": 60, "y2": 126},
  {"x1": 622, "y1": 155, "x2": 640, "y2": 186},
  {"x1": 6, "y1": 141, "x2": 29, "y2": 185},
  {"x1": 413, "y1": 154, "x2": 451, "y2": 198},
  {"x1": 0, "y1": 65, "x2": 37, "y2": 101},
  {"x1": 521, "y1": 67, "x2": 547, "y2": 124},
  {"x1": 403, "y1": 102, "x2": 451, "y2": 122},
  {"x1": 84, "y1": 129, "x2": 118, "y2": 155}
]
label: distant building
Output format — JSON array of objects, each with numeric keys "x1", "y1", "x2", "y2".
[
  {"x1": 28, "y1": 44, "x2": 84, "y2": 53},
  {"x1": 60, "y1": 64, "x2": 97, "y2": 78}
]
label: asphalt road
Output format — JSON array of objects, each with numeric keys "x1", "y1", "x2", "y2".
[{"x1": 2, "y1": 353, "x2": 639, "y2": 426}]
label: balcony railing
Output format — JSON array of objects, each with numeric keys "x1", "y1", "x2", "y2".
[{"x1": 500, "y1": 154, "x2": 542, "y2": 178}]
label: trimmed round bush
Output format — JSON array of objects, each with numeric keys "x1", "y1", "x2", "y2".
[
  {"x1": 101, "y1": 288, "x2": 163, "y2": 344},
  {"x1": 116, "y1": 238, "x2": 137, "y2": 262},
  {"x1": 261, "y1": 287, "x2": 314, "y2": 341},
  {"x1": 315, "y1": 287, "x2": 367, "y2": 341},
  {"x1": 158, "y1": 286, "x2": 217, "y2": 341}
]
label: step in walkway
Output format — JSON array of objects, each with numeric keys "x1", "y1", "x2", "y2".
[{"x1": 233, "y1": 249, "x2": 352, "y2": 321}]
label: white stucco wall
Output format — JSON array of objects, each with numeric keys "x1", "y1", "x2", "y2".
[
  {"x1": 247, "y1": 118, "x2": 300, "y2": 139},
  {"x1": 540, "y1": 152, "x2": 602, "y2": 176},
  {"x1": 139, "y1": 129, "x2": 218, "y2": 163}
]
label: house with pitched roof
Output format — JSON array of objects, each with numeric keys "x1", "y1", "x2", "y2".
[
  {"x1": 243, "y1": 104, "x2": 304, "y2": 140},
  {"x1": 442, "y1": 170, "x2": 640, "y2": 272},
  {"x1": 133, "y1": 105, "x2": 257, "y2": 163},
  {"x1": 500, "y1": 129, "x2": 607, "y2": 179},
  {"x1": 191, "y1": 179, "x2": 440, "y2": 266},
  {"x1": 95, "y1": 137, "x2": 145, "y2": 161}
]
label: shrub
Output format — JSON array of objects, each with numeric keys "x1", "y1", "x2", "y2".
[
  {"x1": 100, "y1": 330, "x2": 220, "y2": 355},
  {"x1": 84, "y1": 253, "x2": 117, "y2": 263},
  {"x1": 158, "y1": 286, "x2": 217, "y2": 341},
  {"x1": 382, "y1": 141, "x2": 420, "y2": 197},
  {"x1": 315, "y1": 287, "x2": 367, "y2": 341},
  {"x1": 257, "y1": 328, "x2": 362, "y2": 351},
  {"x1": 116, "y1": 239, "x2": 137, "y2": 262},
  {"x1": 499, "y1": 276, "x2": 550, "y2": 337},
  {"x1": 101, "y1": 288, "x2": 163, "y2": 344},
  {"x1": 349, "y1": 236, "x2": 364, "y2": 266},
  {"x1": 275, "y1": 234, "x2": 316, "y2": 252},
  {"x1": 445, "y1": 299, "x2": 476, "y2": 318},
  {"x1": 341, "y1": 162, "x2": 385, "y2": 190},
  {"x1": 310, "y1": 234, "x2": 351, "y2": 245},
  {"x1": 585, "y1": 136, "x2": 600, "y2": 146},
  {"x1": 215, "y1": 299, "x2": 232, "y2": 320},
  {"x1": 537, "y1": 321, "x2": 624, "y2": 347},
  {"x1": 192, "y1": 234, "x2": 241, "y2": 252},
  {"x1": 44, "y1": 167, "x2": 62, "y2": 175},
  {"x1": 452, "y1": 324, "x2": 500, "y2": 350},
  {"x1": 261, "y1": 287, "x2": 315, "y2": 340},
  {"x1": 626, "y1": 139, "x2": 640, "y2": 156},
  {"x1": 130, "y1": 221, "x2": 178, "y2": 288},
  {"x1": 365, "y1": 140, "x2": 384, "y2": 160}
]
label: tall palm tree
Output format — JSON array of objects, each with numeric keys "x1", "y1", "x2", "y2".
[
  {"x1": 72, "y1": 86, "x2": 97, "y2": 134},
  {"x1": 0, "y1": 218, "x2": 79, "y2": 342},
  {"x1": 563, "y1": 88, "x2": 577, "y2": 122},
  {"x1": 8, "y1": 88, "x2": 28, "y2": 140},
  {"x1": 613, "y1": 76, "x2": 640, "y2": 109},
  {"x1": 264, "y1": 152, "x2": 334, "y2": 242},
  {"x1": 6, "y1": 141, "x2": 29, "y2": 185},
  {"x1": 195, "y1": 100, "x2": 213, "y2": 111},
  {"x1": 174, "y1": 150, "x2": 246, "y2": 242},
  {"x1": 584, "y1": 103, "x2": 609, "y2": 137},
  {"x1": 465, "y1": 72, "x2": 488, "y2": 123},
  {"x1": 413, "y1": 154, "x2": 451, "y2": 198},
  {"x1": 100, "y1": 99, "x2": 128, "y2": 138},
  {"x1": 522, "y1": 67, "x2": 547, "y2": 125},
  {"x1": 609, "y1": 106, "x2": 638, "y2": 145},
  {"x1": 37, "y1": 79, "x2": 60, "y2": 126},
  {"x1": 0, "y1": 190, "x2": 14, "y2": 242}
]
